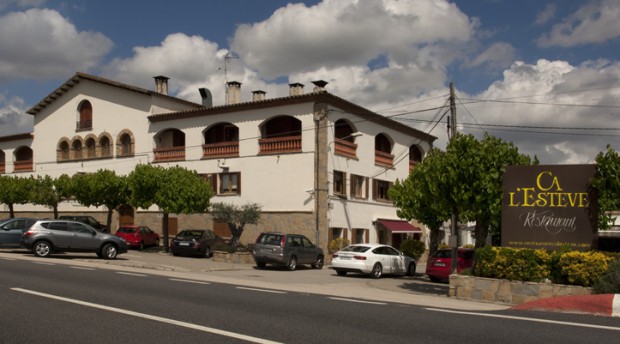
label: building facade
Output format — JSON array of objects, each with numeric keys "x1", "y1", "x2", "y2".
[{"x1": 0, "y1": 72, "x2": 436, "y2": 250}]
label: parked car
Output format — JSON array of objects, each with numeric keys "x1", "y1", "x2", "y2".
[
  {"x1": 252, "y1": 232, "x2": 324, "y2": 271},
  {"x1": 331, "y1": 244, "x2": 416, "y2": 279},
  {"x1": 19, "y1": 219, "x2": 127, "y2": 259},
  {"x1": 425, "y1": 248, "x2": 475, "y2": 282},
  {"x1": 59, "y1": 215, "x2": 108, "y2": 232},
  {"x1": 170, "y1": 229, "x2": 224, "y2": 258},
  {"x1": 115, "y1": 225, "x2": 160, "y2": 250},
  {"x1": 0, "y1": 218, "x2": 38, "y2": 248}
]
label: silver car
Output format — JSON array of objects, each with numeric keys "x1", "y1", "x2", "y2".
[
  {"x1": 0, "y1": 218, "x2": 38, "y2": 248},
  {"x1": 252, "y1": 232, "x2": 324, "y2": 271},
  {"x1": 20, "y1": 219, "x2": 128, "y2": 259}
]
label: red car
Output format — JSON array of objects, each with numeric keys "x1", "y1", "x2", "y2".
[
  {"x1": 115, "y1": 225, "x2": 160, "y2": 250},
  {"x1": 425, "y1": 248, "x2": 474, "y2": 282}
]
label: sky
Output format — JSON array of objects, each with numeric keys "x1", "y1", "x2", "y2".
[{"x1": 0, "y1": 0, "x2": 619, "y2": 165}]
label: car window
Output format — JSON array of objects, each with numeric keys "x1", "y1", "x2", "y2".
[
  {"x1": 342, "y1": 245, "x2": 370, "y2": 253},
  {"x1": 257, "y1": 234, "x2": 282, "y2": 245},
  {"x1": 3, "y1": 219, "x2": 23, "y2": 229},
  {"x1": 70, "y1": 222, "x2": 94, "y2": 234},
  {"x1": 301, "y1": 237, "x2": 313, "y2": 248},
  {"x1": 205, "y1": 231, "x2": 214, "y2": 239},
  {"x1": 432, "y1": 250, "x2": 452, "y2": 258},
  {"x1": 118, "y1": 227, "x2": 135, "y2": 233},
  {"x1": 386, "y1": 246, "x2": 401, "y2": 256},
  {"x1": 45, "y1": 222, "x2": 69, "y2": 231},
  {"x1": 372, "y1": 247, "x2": 388, "y2": 255}
]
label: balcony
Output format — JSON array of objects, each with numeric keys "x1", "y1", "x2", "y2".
[
  {"x1": 375, "y1": 150, "x2": 394, "y2": 167},
  {"x1": 409, "y1": 160, "x2": 419, "y2": 172},
  {"x1": 0, "y1": 164, "x2": 5, "y2": 174},
  {"x1": 258, "y1": 135, "x2": 302, "y2": 155},
  {"x1": 13, "y1": 159, "x2": 33, "y2": 172},
  {"x1": 153, "y1": 146, "x2": 185, "y2": 162},
  {"x1": 76, "y1": 120, "x2": 92, "y2": 130},
  {"x1": 334, "y1": 138, "x2": 358, "y2": 159},
  {"x1": 202, "y1": 141, "x2": 239, "y2": 159}
]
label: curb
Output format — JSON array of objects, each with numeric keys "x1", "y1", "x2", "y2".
[{"x1": 513, "y1": 294, "x2": 620, "y2": 317}]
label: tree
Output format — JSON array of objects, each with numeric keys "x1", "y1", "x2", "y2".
[
  {"x1": 0, "y1": 175, "x2": 34, "y2": 218},
  {"x1": 30, "y1": 174, "x2": 73, "y2": 219},
  {"x1": 128, "y1": 164, "x2": 213, "y2": 251},
  {"x1": 72, "y1": 170, "x2": 129, "y2": 232},
  {"x1": 209, "y1": 202, "x2": 262, "y2": 247},
  {"x1": 592, "y1": 145, "x2": 620, "y2": 231}
]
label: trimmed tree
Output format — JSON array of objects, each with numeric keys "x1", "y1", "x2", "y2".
[
  {"x1": 592, "y1": 145, "x2": 620, "y2": 231},
  {"x1": 0, "y1": 175, "x2": 34, "y2": 218},
  {"x1": 72, "y1": 170, "x2": 129, "y2": 232},
  {"x1": 30, "y1": 174, "x2": 73, "y2": 219},
  {"x1": 209, "y1": 202, "x2": 262, "y2": 248}
]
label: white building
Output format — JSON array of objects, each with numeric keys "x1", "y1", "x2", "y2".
[{"x1": 0, "y1": 72, "x2": 436, "y2": 250}]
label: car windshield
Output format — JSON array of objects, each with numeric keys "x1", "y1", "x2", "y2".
[
  {"x1": 177, "y1": 230, "x2": 203, "y2": 239},
  {"x1": 117, "y1": 227, "x2": 136, "y2": 233},
  {"x1": 432, "y1": 250, "x2": 452, "y2": 258},
  {"x1": 341, "y1": 245, "x2": 370, "y2": 253}
]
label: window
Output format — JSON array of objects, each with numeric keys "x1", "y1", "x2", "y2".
[
  {"x1": 77, "y1": 100, "x2": 92, "y2": 130},
  {"x1": 100, "y1": 136, "x2": 111, "y2": 157},
  {"x1": 333, "y1": 170, "x2": 346, "y2": 196},
  {"x1": 373, "y1": 179, "x2": 392, "y2": 202},
  {"x1": 120, "y1": 134, "x2": 132, "y2": 156},
  {"x1": 350, "y1": 174, "x2": 368, "y2": 199},
  {"x1": 220, "y1": 172, "x2": 240, "y2": 195},
  {"x1": 85, "y1": 138, "x2": 96, "y2": 159},
  {"x1": 352, "y1": 228, "x2": 368, "y2": 244},
  {"x1": 199, "y1": 173, "x2": 218, "y2": 194}
]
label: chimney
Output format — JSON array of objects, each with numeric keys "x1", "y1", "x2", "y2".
[
  {"x1": 199, "y1": 88, "x2": 213, "y2": 108},
  {"x1": 252, "y1": 90, "x2": 266, "y2": 101},
  {"x1": 226, "y1": 81, "x2": 241, "y2": 105},
  {"x1": 154, "y1": 76, "x2": 169, "y2": 95},
  {"x1": 312, "y1": 80, "x2": 328, "y2": 92},
  {"x1": 289, "y1": 83, "x2": 304, "y2": 96}
]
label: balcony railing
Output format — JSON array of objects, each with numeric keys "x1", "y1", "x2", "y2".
[
  {"x1": 153, "y1": 146, "x2": 185, "y2": 162},
  {"x1": 13, "y1": 159, "x2": 33, "y2": 172},
  {"x1": 334, "y1": 138, "x2": 358, "y2": 159},
  {"x1": 375, "y1": 150, "x2": 394, "y2": 167},
  {"x1": 202, "y1": 141, "x2": 239, "y2": 159},
  {"x1": 409, "y1": 160, "x2": 419, "y2": 172},
  {"x1": 76, "y1": 120, "x2": 92, "y2": 130},
  {"x1": 258, "y1": 135, "x2": 302, "y2": 155},
  {"x1": 0, "y1": 164, "x2": 5, "y2": 174}
]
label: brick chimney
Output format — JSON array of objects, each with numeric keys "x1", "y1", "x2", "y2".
[
  {"x1": 289, "y1": 83, "x2": 304, "y2": 96},
  {"x1": 252, "y1": 90, "x2": 266, "y2": 101},
  {"x1": 154, "y1": 76, "x2": 169, "y2": 95},
  {"x1": 226, "y1": 81, "x2": 241, "y2": 105}
]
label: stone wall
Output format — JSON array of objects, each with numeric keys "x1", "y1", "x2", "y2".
[
  {"x1": 212, "y1": 251, "x2": 254, "y2": 264},
  {"x1": 449, "y1": 274, "x2": 592, "y2": 305}
]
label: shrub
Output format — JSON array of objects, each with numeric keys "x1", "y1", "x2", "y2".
[
  {"x1": 329, "y1": 238, "x2": 350, "y2": 254},
  {"x1": 592, "y1": 260, "x2": 620, "y2": 294},
  {"x1": 557, "y1": 251, "x2": 613, "y2": 287},
  {"x1": 400, "y1": 239, "x2": 425, "y2": 258},
  {"x1": 474, "y1": 246, "x2": 498, "y2": 278},
  {"x1": 212, "y1": 241, "x2": 236, "y2": 253}
]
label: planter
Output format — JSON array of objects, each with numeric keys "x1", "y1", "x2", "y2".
[
  {"x1": 212, "y1": 251, "x2": 255, "y2": 265},
  {"x1": 449, "y1": 274, "x2": 592, "y2": 305}
]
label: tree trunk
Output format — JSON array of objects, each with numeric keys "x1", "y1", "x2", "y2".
[
  {"x1": 474, "y1": 218, "x2": 489, "y2": 249},
  {"x1": 228, "y1": 223, "x2": 243, "y2": 248},
  {"x1": 8, "y1": 204, "x2": 14, "y2": 218},
  {"x1": 163, "y1": 212, "x2": 169, "y2": 253},
  {"x1": 53, "y1": 204, "x2": 58, "y2": 219},
  {"x1": 428, "y1": 227, "x2": 441, "y2": 257}
]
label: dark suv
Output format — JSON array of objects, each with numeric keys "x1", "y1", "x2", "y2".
[
  {"x1": 252, "y1": 232, "x2": 324, "y2": 271},
  {"x1": 20, "y1": 219, "x2": 127, "y2": 259},
  {"x1": 59, "y1": 215, "x2": 108, "y2": 232}
]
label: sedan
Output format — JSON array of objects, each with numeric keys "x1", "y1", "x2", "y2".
[
  {"x1": 331, "y1": 244, "x2": 416, "y2": 279},
  {"x1": 115, "y1": 225, "x2": 160, "y2": 250},
  {"x1": 0, "y1": 218, "x2": 38, "y2": 248},
  {"x1": 170, "y1": 229, "x2": 224, "y2": 258}
]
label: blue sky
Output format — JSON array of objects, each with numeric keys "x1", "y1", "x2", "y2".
[{"x1": 1, "y1": 0, "x2": 619, "y2": 164}]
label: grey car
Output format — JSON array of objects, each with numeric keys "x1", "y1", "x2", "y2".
[
  {"x1": 0, "y1": 218, "x2": 38, "y2": 248},
  {"x1": 252, "y1": 232, "x2": 324, "y2": 271},
  {"x1": 20, "y1": 219, "x2": 128, "y2": 259}
]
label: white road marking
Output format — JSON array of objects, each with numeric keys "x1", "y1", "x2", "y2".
[
  {"x1": 169, "y1": 278, "x2": 211, "y2": 285},
  {"x1": 328, "y1": 297, "x2": 387, "y2": 305},
  {"x1": 70, "y1": 266, "x2": 95, "y2": 271},
  {"x1": 116, "y1": 272, "x2": 147, "y2": 277},
  {"x1": 12, "y1": 288, "x2": 282, "y2": 344},
  {"x1": 236, "y1": 287, "x2": 287, "y2": 294},
  {"x1": 426, "y1": 308, "x2": 620, "y2": 331},
  {"x1": 1, "y1": 257, "x2": 17, "y2": 261},
  {"x1": 32, "y1": 262, "x2": 55, "y2": 266}
]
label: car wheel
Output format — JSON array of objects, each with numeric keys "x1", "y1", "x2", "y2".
[
  {"x1": 256, "y1": 262, "x2": 266, "y2": 269},
  {"x1": 102, "y1": 243, "x2": 118, "y2": 260},
  {"x1": 311, "y1": 256, "x2": 324, "y2": 269},
  {"x1": 371, "y1": 263, "x2": 383, "y2": 279},
  {"x1": 172, "y1": 252, "x2": 179, "y2": 257},
  {"x1": 336, "y1": 269, "x2": 347, "y2": 276},
  {"x1": 406, "y1": 263, "x2": 416, "y2": 276},
  {"x1": 204, "y1": 245, "x2": 212, "y2": 258},
  {"x1": 33, "y1": 241, "x2": 52, "y2": 258},
  {"x1": 287, "y1": 256, "x2": 297, "y2": 271}
]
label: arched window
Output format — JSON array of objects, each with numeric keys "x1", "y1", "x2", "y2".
[
  {"x1": 153, "y1": 129, "x2": 185, "y2": 162},
  {"x1": 57, "y1": 140, "x2": 70, "y2": 161},
  {"x1": 409, "y1": 145, "x2": 423, "y2": 171},
  {"x1": 0, "y1": 150, "x2": 5, "y2": 173},
  {"x1": 116, "y1": 130, "x2": 135, "y2": 158},
  {"x1": 72, "y1": 140, "x2": 83, "y2": 160},
  {"x1": 14, "y1": 146, "x2": 33, "y2": 172},
  {"x1": 258, "y1": 115, "x2": 301, "y2": 155},
  {"x1": 99, "y1": 135, "x2": 111, "y2": 158},
  {"x1": 77, "y1": 100, "x2": 92, "y2": 130},
  {"x1": 121, "y1": 134, "x2": 132, "y2": 155},
  {"x1": 85, "y1": 137, "x2": 96, "y2": 159},
  {"x1": 374, "y1": 133, "x2": 394, "y2": 167},
  {"x1": 203, "y1": 123, "x2": 239, "y2": 158},
  {"x1": 333, "y1": 119, "x2": 359, "y2": 159}
]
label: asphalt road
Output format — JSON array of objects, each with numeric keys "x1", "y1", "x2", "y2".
[{"x1": 1, "y1": 255, "x2": 619, "y2": 344}]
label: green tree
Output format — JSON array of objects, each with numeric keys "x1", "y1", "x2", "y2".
[
  {"x1": 0, "y1": 175, "x2": 34, "y2": 218},
  {"x1": 30, "y1": 174, "x2": 73, "y2": 219},
  {"x1": 72, "y1": 170, "x2": 129, "y2": 231},
  {"x1": 128, "y1": 164, "x2": 213, "y2": 251},
  {"x1": 210, "y1": 202, "x2": 262, "y2": 247},
  {"x1": 592, "y1": 145, "x2": 620, "y2": 231}
]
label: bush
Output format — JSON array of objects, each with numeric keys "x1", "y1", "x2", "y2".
[
  {"x1": 400, "y1": 239, "x2": 425, "y2": 258},
  {"x1": 212, "y1": 241, "x2": 236, "y2": 253},
  {"x1": 329, "y1": 238, "x2": 350, "y2": 253},
  {"x1": 557, "y1": 251, "x2": 613, "y2": 287},
  {"x1": 592, "y1": 260, "x2": 620, "y2": 294}
]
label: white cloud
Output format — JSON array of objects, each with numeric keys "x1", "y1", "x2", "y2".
[
  {"x1": 0, "y1": 8, "x2": 113, "y2": 82},
  {"x1": 534, "y1": 4, "x2": 556, "y2": 26},
  {"x1": 537, "y1": 0, "x2": 620, "y2": 47},
  {"x1": 464, "y1": 42, "x2": 517, "y2": 71},
  {"x1": 0, "y1": 93, "x2": 32, "y2": 136}
]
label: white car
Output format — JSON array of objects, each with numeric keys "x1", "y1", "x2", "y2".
[{"x1": 331, "y1": 244, "x2": 416, "y2": 278}]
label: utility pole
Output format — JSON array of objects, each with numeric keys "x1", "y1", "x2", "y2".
[{"x1": 449, "y1": 82, "x2": 459, "y2": 274}]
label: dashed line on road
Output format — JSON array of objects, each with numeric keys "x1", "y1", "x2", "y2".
[
  {"x1": 169, "y1": 278, "x2": 210, "y2": 285},
  {"x1": 31, "y1": 262, "x2": 55, "y2": 266},
  {"x1": 11, "y1": 287, "x2": 282, "y2": 344},
  {"x1": 328, "y1": 297, "x2": 387, "y2": 305},
  {"x1": 236, "y1": 286, "x2": 287, "y2": 294},
  {"x1": 1, "y1": 257, "x2": 16, "y2": 261},
  {"x1": 116, "y1": 272, "x2": 147, "y2": 277},
  {"x1": 70, "y1": 266, "x2": 95, "y2": 271}
]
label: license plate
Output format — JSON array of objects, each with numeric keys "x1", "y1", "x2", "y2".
[
  {"x1": 339, "y1": 256, "x2": 351, "y2": 260},
  {"x1": 434, "y1": 262, "x2": 446, "y2": 267},
  {"x1": 179, "y1": 242, "x2": 190, "y2": 246}
]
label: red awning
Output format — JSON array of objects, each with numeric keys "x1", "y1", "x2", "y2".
[{"x1": 376, "y1": 219, "x2": 422, "y2": 233}]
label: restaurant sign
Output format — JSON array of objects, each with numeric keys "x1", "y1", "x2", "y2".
[{"x1": 501, "y1": 165, "x2": 597, "y2": 251}]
